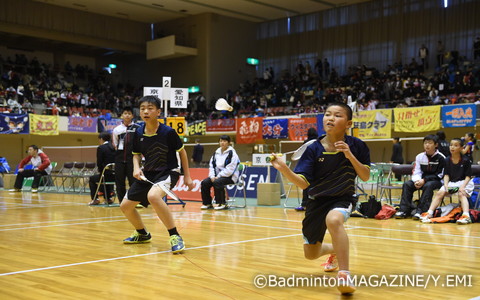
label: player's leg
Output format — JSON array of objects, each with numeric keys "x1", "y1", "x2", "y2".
[
  {"x1": 200, "y1": 177, "x2": 214, "y2": 209},
  {"x1": 421, "y1": 188, "x2": 446, "y2": 221},
  {"x1": 120, "y1": 198, "x2": 151, "y2": 243},
  {"x1": 417, "y1": 180, "x2": 442, "y2": 216},
  {"x1": 326, "y1": 210, "x2": 349, "y2": 271},
  {"x1": 120, "y1": 181, "x2": 151, "y2": 243},
  {"x1": 115, "y1": 161, "x2": 127, "y2": 202},
  {"x1": 147, "y1": 174, "x2": 185, "y2": 253},
  {"x1": 396, "y1": 180, "x2": 415, "y2": 218}
]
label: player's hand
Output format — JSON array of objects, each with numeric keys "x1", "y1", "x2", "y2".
[
  {"x1": 184, "y1": 176, "x2": 195, "y2": 190},
  {"x1": 334, "y1": 141, "x2": 353, "y2": 159},
  {"x1": 133, "y1": 169, "x2": 144, "y2": 180},
  {"x1": 269, "y1": 153, "x2": 287, "y2": 170},
  {"x1": 210, "y1": 176, "x2": 216, "y2": 182}
]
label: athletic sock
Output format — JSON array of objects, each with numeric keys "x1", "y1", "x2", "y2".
[{"x1": 168, "y1": 227, "x2": 179, "y2": 236}]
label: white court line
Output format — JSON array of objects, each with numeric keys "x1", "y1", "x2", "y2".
[{"x1": 0, "y1": 233, "x2": 301, "y2": 277}]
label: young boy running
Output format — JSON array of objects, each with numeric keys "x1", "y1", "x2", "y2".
[
  {"x1": 270, "y1": 102, "x2": 370, "y2": 294},
  {"x1": 421, "y1": 138, "x2": 474, "y2": 224},
  {"x1": 120, "y1": 96, "x2": 194, "y2": 253}
]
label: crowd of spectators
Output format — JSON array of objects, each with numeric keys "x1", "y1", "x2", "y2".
[
  {"x1": 207, "y1": 50, "x2": 480, "y2": 121},
  {"x1": 0, "y1": 53, "x2": 141, "y2": 118},
  {"x1": 1, "y1": 47, "x2": 480, "y2": 123}
]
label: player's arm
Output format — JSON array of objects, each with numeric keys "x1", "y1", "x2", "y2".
[
  {"x1": 270, "y1": 154, "x2": 309, "y2": 190},
  {"x1": 132, "y1": 153, "x2": 143, "y2": 180},
  {"x1": 334, "y1": 141, "x2": 370, "y2": 181},
  {"x1": 111, "y1": 129, "x2": 119, "y2": 150},
  {"x1": 178, "y1": 148, "x2": 194, "y2": 190}
]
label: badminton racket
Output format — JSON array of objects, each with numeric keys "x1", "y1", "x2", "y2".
[
  {"x1": 140, "y1": 175, "x2": 180, "y2": 201},
  {"x1": 267, "y1": 139, "x2": 316, "y2": 162}
]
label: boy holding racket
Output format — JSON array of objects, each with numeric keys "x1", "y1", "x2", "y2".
[
  {"x1": 270, "y1": 102, "x2": 370, "y2": 294},
  {"x1": 120, "y1": 96, "x2": 194, "y2": 253}
]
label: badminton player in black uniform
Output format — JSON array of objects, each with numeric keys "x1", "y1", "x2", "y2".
[
  {"x1": 120, "y1": 96, "x2": 194, "y2": 253},
  {"x1": 270, "y1": 102, "x2": 370, "y2": 294}
]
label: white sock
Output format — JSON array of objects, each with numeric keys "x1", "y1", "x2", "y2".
[{"x1": 427, "y1": 210, "x2": 434, "y2": 216}]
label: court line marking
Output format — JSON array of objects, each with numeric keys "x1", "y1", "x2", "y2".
[
  {"x1": 0, "y1": 210, "x2": 478, "y2": 242},
  {"x1": 0, "y1": 233, "x2": 301, "y2": 277}
]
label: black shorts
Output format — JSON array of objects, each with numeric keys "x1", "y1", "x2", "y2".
[
  {"x1": 302, "y1": 195, "x2": 356, "y2": 244},
  {"x1": 126, "y1": 170, "x2": 179, "y2": 207}
]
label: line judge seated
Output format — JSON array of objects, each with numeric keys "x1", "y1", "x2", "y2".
[
  {"x1": 200, "y1": 135, "x2": 240, "y2": 210},
  {"x1": 10, "y1": 145, "x2": 52, "y2": 193}
]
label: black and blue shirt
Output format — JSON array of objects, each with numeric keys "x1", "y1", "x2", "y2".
[
  {"x1": 294, "y1": 135, "x2": 371, "y2": 198},
  {"x1": 132, "y1": 122, "x2": 183, "y2": 172}
]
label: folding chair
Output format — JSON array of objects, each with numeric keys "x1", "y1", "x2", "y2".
[
  {"x1": 283, "y1": 181, "x2": 301, "y2": 208},
  {"x1": 38, "y1": 161, "x2": 57, "y2": 192},
  {"x1": 50, "y1": 162, "x2": 75, "y2": 192},
  {"x1": 378, "y1": 164, "x2": 415, "y2": 205},
  {"x1": 78, "y1": 162, "x2": 97, "y2": 192},
  {"x1": 225, "y1": 163, "x2": 247, "y2": 208},
  {"x1": 356, "y1": 163, "x2": 380, "y2": 201},
  {"x1": 93, "y1": 163, "x2": 117, "y2": 206}
]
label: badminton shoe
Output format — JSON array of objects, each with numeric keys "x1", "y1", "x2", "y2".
[
  {"x1": 456, "y1": 215, "x2": 472, "y2": 224},
  {"x1": 169, "y1": 235, "x2": 185, "y2": 253},
  {"x1": 123, "y1": 231, "x2": 152, "y2": 244},
  {"x1": 337, "y1": 271, "x2": 356, "y2": 294},
  {"x1": 322, "y1": 254, "x2": 338, "y2": 272}
]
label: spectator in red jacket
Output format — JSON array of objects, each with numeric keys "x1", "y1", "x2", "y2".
[{"x1": 10, "y1": 145, "x2": 52, "y2": 193}]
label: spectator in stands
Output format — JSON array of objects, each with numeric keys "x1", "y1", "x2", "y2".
[
  {"x1": 191, "y1": 139, "x2": 204, "y2": 168},
  {"x1": 419, "y1": 44, "x2": 429, "y2": 70},
  {"x1": 112, "y1": 107, "x2": 140, "y2": 203},
  {"x1": 323, "y1": 58, "x2": 330, "y2": 79},
  {"x1": 200, "y1": 135, "x2": 240, "y2": 210},
  {"x1": 436, "y1": 41, "x2": 445, "y2": 67},
  {"x1": 395, "y1": 135, "x2": 445, "y2": 220},
  {"x1": 420, "y1": 138, "x2": 474, "y2": 224},
  {"x1": 88, "y1": 132, "x2": 116, "y2": 205},
  {"x1": 10, "y1": 145, "x2": 52, "y2": 193},
  {"x1": 436, "y1": 131, "x2": 450, "y2": 158}
]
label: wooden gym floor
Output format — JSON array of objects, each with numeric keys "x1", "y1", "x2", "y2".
[{"x1": 0, "y1": 190, "x2": 478, "y2": 300}]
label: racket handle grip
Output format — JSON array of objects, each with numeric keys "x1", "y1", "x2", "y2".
[{"x1": 266, "y1": 153, "x2": 283, "y2": 162}]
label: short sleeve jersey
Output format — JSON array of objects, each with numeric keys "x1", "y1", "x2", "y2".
[
  {"x1": 444, "y1": 155, "x2": 472, "y2": 182},
  {"x1": 294, "y1": 135, "x2": 371, "y2": 198},
  {"x1": 132, "y1": 122, "x2": 183, "y2": 172}
]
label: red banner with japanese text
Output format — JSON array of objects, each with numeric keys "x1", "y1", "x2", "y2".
[
  {"x1": 394, "y1": 106, "x2": 441, "y2": 132},
  {"x1": 236, "y1": 117, "x2": 264, "y2": 144},
  {"x1": 288, "y1": 118, "x2": 317, "y2": 141},
  {"x1": 206, "y1": 119, "x2": 235, "y2": 132},
  {"x1": 29, "y1": 114, "x2": 59, "y2": 135}
]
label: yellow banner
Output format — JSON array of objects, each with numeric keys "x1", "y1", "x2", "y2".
[
  {"x1": 394, "y1": 106, "x2": 441, "y2": 132},
  {"x1": 29, "y1": 114, "x2": 59, "y2": 135},
  {"x1": 353, "y1": 109, "x2": 391, "y2": 139},
  {"x1": 158, "y1": 117, "x2": 186, "y2": 136}
]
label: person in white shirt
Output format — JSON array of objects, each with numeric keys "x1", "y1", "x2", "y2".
[
  {"x1": 112, "y1": 107, "x2": 140, "y2": 202},
  {"x1": 200, "y1": 135, "x2": 240, "y2": 210}
]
